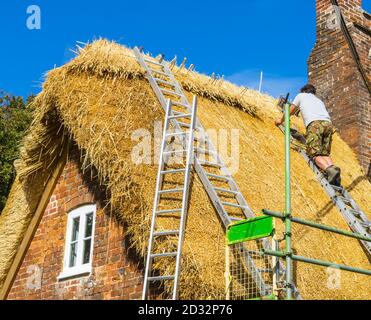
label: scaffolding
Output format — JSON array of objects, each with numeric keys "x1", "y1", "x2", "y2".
[
  {"x1": 225, "y1": 96, "x2": 371, "y2": 300},
  {"x1": 274, "y1": 95, "x2": 371, "y2": 299}
]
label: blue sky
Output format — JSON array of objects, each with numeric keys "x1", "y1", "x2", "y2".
[{"x1": 1, "y1": 0, "x2": 370, "y2": 98}]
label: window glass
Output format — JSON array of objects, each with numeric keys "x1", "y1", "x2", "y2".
[
  {"x1": 69, "y1": 217, "x2": 80, "y2": 267},
  {"x1": 71, "y1": 217, "x2": 80, "y2": 242},
  {"x1": 85, "y1": 213, "x2": 93, "y2": 238},
  {"x1": 83, "y1": 239, "x2": 92, "y2": 265},
  {"x1": 69, "y1": 243, "x2": 78, "y2": 267}
]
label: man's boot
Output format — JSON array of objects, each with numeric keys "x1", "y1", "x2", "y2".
[
  {"x1": 333, "y1": 166, "x2": 342, "y2": 187},
  {"x1": 326, "y1": 166, "x2": 341, "y2": 186}
]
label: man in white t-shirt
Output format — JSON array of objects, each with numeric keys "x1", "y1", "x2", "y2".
[{"x1": 275, "y1": 84, "x2": 341, "y2": 186}]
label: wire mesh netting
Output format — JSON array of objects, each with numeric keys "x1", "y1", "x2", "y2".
[{"x1": 226, "y1": 239, "x2": 278, "y2": 300}]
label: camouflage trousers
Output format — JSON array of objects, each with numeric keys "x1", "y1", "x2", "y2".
[{"x1": 306, "y1": 121, "x2": 334, "y2": 158}]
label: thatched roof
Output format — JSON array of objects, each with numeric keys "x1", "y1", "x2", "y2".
[{"x1": 0, "y1": 39, "x2": 370, "y2": 299}]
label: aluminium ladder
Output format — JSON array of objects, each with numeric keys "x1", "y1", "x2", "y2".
[
  {"x1": 278, "y1": 125, "x2": 371, "y2": 256},
  {"x1": 142, "y1": 98, "x2": 197, "y2": 300},
  {"x1": 134, "y1": 47, "x2": 268, "y2": 298},
  {"x1": 134, "y1": 47, "x2": 302, "y2": 299}
]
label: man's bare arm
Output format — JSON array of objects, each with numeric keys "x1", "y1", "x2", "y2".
[{"x1": 275, "y1": 104, "x2": 298, "y2": 126}]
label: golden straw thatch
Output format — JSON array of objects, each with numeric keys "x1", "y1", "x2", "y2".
[{"x1": 0, "y1": 39, "x2": 370, "y2": 299}]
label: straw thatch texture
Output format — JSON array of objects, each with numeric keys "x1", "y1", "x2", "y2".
[{"x1": 0, "y1": 39, "x2": 370, "y2": 299}]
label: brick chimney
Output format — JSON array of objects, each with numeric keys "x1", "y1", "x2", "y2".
[{"x1": 308, "y1": 0, "x2": 371, "y2": 176}]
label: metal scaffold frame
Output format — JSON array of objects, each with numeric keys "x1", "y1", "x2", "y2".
[
  {"x1": 263, "y1": 98, "x2": 371, "y2": 299},
  {"x1": 275, "y1": 96, "x2": 371, "y2": 257},
  {"x1": 226, "y1": 97, "x2": 371, "y2": 300}
]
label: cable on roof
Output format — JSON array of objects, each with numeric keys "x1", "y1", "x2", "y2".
[{"x1": 331, "y1": 0, "x2": 371, "y2": 95}]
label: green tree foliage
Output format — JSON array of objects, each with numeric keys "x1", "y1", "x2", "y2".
[{"x1": 0, "y1": 92, "x2": 34, "y2": 212}]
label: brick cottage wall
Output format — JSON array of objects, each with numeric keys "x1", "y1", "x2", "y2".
[
  {"x1": 7, "y1": 148, "x2": 144, "y2": 300},
  {"x1": 308, "y1": 0, "x2": 370, "y2": 174}
]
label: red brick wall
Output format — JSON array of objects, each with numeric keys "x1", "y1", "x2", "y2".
[
  {"x1": 7, "y1": 149, "x2": 144, "y2": 300},
  {"x1": 308, "y1": 0, "x2": 370, "y2": 175}
]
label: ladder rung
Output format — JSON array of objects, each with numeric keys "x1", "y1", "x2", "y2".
[
  {"x1": 196, "y1": 148, "x2": 216, "y2": 155},
  {"x1": 151, "y1": 252, "x2": 178, "y2": 259},
  {"x1": 361, "y1": 222, "x2": 371, "y2": 230},
  {"x1": 214, "y1": 187, "x2": 239, "y2": 195},
  {"x1": 206, "y1": 173, "x2": 230, "y2": 182},
  {"x1": 222, "y1": 202, "x2": 248, "y2": 210},
  {"x1": 161, "y1": 89, "x2": 183, "y2": 97},
  {"x1": 257, "y1": 268, "x2": 273, "y2": 273},
  {"x1": 178, "y1": 122, "x2": 191, "y2": 128},
  {"x1": 348, "y1": 208, "x2": 362, "y2": 218},
  {"x1": 330, "y1": 185, "x2": 344, "y2": 192},
  {"x1": 156, "y1": 209, "x2": 182, "y2": 215},
  {"x1": 154, "y1": 78, "x2": 176, "y2": 87},
  {"x1": 337, "y1": 196, "x2": 352, "y2": 204},
  {"x1": 161, "y1": 169, "x2": 186, "y2": 175},
  {"x1": 148, "y1": 275, "x2": 175, "y2": 282},
  {"x1": 199, "y1": 160, "x2": 222, "y2": 168},
  {"x1": 158, "y1": 189, "x2": 184, "y2": 195},
  {"x1": 149, "y1": 69, "x2": 170, "y2": 77},
  {"x1": 163, "y1": 149, "x2": 187, "y2": 156},
  {"x1": 172, "y1": 110, "x2": 185, "y2": 115},
  {"x1": 144, "y1": 59, "x2": 164, "y2": 67},
  {"x1": 153, "y1": 230, "x2": 180, "y2": 237},
  {"x1": 169, "y1": 113, "x2": 192, "y2": 120},
  {"x1": 230, "y1": 217, "x2": 242, "y2": 222},
  {"x1": 172, "y1": 101, "x2": 190, "y2": 108},
  {"x1": 194, "y1": 136, "x2": 209, "y2": 143},
  {"x1": 244, "y1": 249, "x2": 262, "y2": 255},
  {"x1": 166, "y1": 131, "x2": 190, "y2": 138}
]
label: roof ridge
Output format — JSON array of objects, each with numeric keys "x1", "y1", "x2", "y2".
[{"x1": 62, "y1": 39, "x2": 276, "y2": 117}]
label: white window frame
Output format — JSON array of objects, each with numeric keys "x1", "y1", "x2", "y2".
[{"x1": 58, "y1": 204, "x2": 96, "y2": 281}]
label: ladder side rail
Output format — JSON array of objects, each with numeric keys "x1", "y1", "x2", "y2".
[
  {"x1": 300, "y1": 150, "x2": 371, "y2": 255},
  {"x1": 134, "y1": 48, "x2": 189, "y2": 165},
  {"x1": 240, "y1": 242, "x2": 272, "y2": 296},
  {"x1": 279, "y1": 124, "x2": 370, "y2": 234},
  {"x1": 301, "y1": 150, "x2": 370, "y2": 230},
  {"x1": 134, "y1": 48, "x2": 168, "y2": 108},
  {"x1": 138, "y1": 65, "x2": 269, "y2": 292},
  {"x1": 135, "y1": 49, "x2": 255, "y2": 221},
  {"x1": 342, "y1": 188, "x2": 368, "y2": 220},
  {"x1": 161, "y1": 61, "x2": 269, "y2": 296},
  {"x1": 193, "y1": 161, "x2": 232, "y2": 226},
  {"x1": 142, "y1": 99, "x2": 173, "y2": 300},
  {"x1": 134, "y1": 48, "x2": 281, "y2": 298},
  {"x1": 173, "y1": 96, "x2": 198, "y2": 300},
  {"x1": 193, "y1": 159, "x2": 273, "y2": 296},
  {"x1": 166, "y1": 59, "x2": 303, "y2": 298},
  {"x1": 161, "y1": 61, "x2": 255, "y2": 219},
  {"x1": 195, "y1": 126, "x2": 255, "y2": 219},
  {"x1": 299, "y1": 139, "x2": 371, "y2": 256}
]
